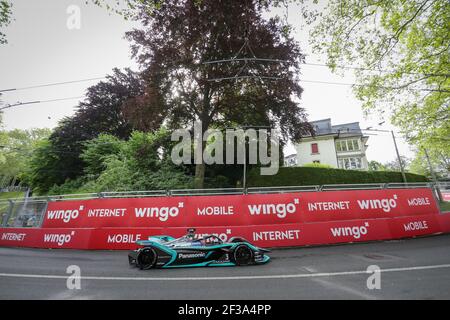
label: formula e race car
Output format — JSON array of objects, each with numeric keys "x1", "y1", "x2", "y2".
[{"x1": 128, "y1": 228, "x2": 270, "y2": 269}]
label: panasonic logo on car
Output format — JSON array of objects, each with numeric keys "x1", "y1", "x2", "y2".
[
  {"x1": 43, "y1": 231, "x2": 75, "y2": 246},
  {"x1": 178, "y1": 252, "x2": 206, "y2": 259},
  {"x1": 357, "y1": 195, "x2": 398, "y2": 213},
  {"x1": 46, "y1": 206, "x2": 84, "y2": 223},
  {"x1": 247, "y1": 198, "x2": 299, "y2": 219},
  {"x1": 134, "y1": 202, "x2": 184, "y2": 222},
  {"x1": 330, "y1": 223, "x2": 369, "y2": 239}
]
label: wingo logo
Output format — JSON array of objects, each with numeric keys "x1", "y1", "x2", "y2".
[
  {"x1": 46, "y1": 206, "x2": 84, "y2": 223},
  {"x1": 247, "y1": 198, "x2": 299, "y2": 218},
  {"x1": 134, "y1": 202, "x2": 184, "y2": 222},
  {"x1": 330, "y1": 223, "x2": 370, "y2": 239},
  {"x1": 43, "y1": 231, "x2": 75, "y2": 246},
  {"x1": 357, "y1": 195, "x2": 398, "y2": 213},
  {"x1": 195, "y1": 229, "x2": 232, "y2": 242}
]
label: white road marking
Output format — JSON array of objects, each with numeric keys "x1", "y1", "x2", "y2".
[{"x1": 0, "y1": 264, "x2": 450, "y2": 281}]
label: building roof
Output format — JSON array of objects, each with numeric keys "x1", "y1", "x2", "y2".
[{"x1": 307, "y1": 119, "x2": 362, "y2": 137}]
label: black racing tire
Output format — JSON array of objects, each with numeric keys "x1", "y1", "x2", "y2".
[
  {"x1": 232, "y1": 244, "x2": 254, "y2": 266},
  {"x1": 137, "y1": 247, "x2": 157, "y2": 270},
  {"x1": 128, "y1": 255, "x2": 135, "y2": 266}
]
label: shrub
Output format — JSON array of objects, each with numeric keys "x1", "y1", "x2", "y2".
[
  {"x1": 302, "y1": 163, "x2": 333, "y2": 168},
  {"x1": 247, "y1": 167, "x2": 428, "y2": 187}
]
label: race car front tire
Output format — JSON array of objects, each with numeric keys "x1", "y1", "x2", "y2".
[
  {"x1": 232, "y1": 244, "x2": 254, "y2": 266},
  {"x1": 137, "y1": 247, "x2": 157, "y2": 270}
]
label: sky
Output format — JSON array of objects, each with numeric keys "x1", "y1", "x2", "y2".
[{"x1": 0, "y1": 0, "x2": 414, "y2": 164}]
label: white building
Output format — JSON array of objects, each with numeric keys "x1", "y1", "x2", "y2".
[
  {"x1": 284, "y1": 154, "x2": 298, "y2": 167},
  {"x1": 292, "y1": 119, "x2": 370, "y2": 170}
]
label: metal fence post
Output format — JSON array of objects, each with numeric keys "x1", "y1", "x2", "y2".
[
  {"x1": 3, "y1": 200, "x2": 15, "y2": 227},
  {"x1": 37, "y1": 200, "x2": 49, "y2": 228}
]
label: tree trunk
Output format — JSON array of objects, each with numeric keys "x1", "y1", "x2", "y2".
[
  {"x1": 194, "y1": 162, "x2": 206, "y2": 189},
  {"x1": 194, "y1": 85, "x2": 211, "y2": 189},
  {"x1": 194, "y1": 120, "x2": 208, "y2": 189}
]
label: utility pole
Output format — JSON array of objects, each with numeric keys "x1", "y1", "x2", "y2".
[
  {"x1": 363, "y1": 127, "x2": 408, "y2": 183},
  {"x1": 391, "y1": 130, "x2": 407, "y2": 183},
  {"x1": 243, "y1": 144, "x2": 247, "y2": 190},
  {"x1": 424, "y1": 148, "x2": 443, "y2": 202}
]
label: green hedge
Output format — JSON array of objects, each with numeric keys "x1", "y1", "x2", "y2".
[{"x1": 247, "y1": 167, "x2": 428, "y2": 187}]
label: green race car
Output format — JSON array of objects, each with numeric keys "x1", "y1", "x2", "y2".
[{"x1": 128, "y1": 228, "x2": 270, "y2": 269}]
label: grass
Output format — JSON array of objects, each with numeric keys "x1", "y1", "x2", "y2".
[
  {"x1": 0, "y1": 191, "x2": 25, "y2": 201},
  {"x1": 439, "y1": 201, "x2": 450, "y2": 213}
]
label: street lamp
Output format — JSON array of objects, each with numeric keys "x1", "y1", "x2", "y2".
[{"x1": 225, "y1": 125, "x2": 272, "y2": 190}]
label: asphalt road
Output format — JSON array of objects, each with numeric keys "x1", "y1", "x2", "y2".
[{"x1": 1, "y1": 234, "x2": 450, "y2": 299}]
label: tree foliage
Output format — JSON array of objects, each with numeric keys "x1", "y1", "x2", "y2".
[
  {"x1": 368, "y1": 160, "x2": 387, "y2": 172},
  {"x1": 0, "y1": 0, "x2": 12, "y2": 44},
  {"x1": 409, "y1": 148, "x2": 449, "y2": 179},
  {"x1": 80, "y1": 134, "x2": 125, "y2": 176},
  {"x1": 22, "y1": 139, "x2": 64, "y2": 194},
  {"x1": 383, "y1": 156, "x2": 411, "y2": 172},
  {"x1": 124, "y1": 0, "x2": 312, "y2": 187},
  {"x1": 0, "y1": 128, "x2": 51, "y2": 183},
  {"x1": 307, "y1": 0, "x2": 449, "y2": 170},
  {"x1": 46, "y1": 68, "x2": 144, "y2": 183},
  {"x1": 41, "y1": 129, "x2": 193, "y2": 195}
]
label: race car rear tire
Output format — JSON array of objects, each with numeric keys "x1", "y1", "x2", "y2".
[
  {"x1": 232, "y1": 244, "x2": 254, "y2": 266},
  {"x1": 137, "y1": 247, "x2": 157, "y2": 270}
]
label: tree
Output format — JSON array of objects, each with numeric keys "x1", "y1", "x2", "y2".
[
  {"x1": 21, "y1": 139, "x2": 61, "y2": 194},
  {"x1": 0, "y1": 0, "x2": 12, "y2": 44},
  {"x1": 41, "y1": 129, "x2": 193, "y2": 194},
  {"x1": 47, "y1": 68, "x2": 145, "y2": 183},
  {"x1": 307, "y1": 0, "x2": 449, "y2": 166},
  {"x1": 0, "y1": 128, "x2": 51, "y2": 185},
  {"x1": 368, "y1": 160, "x2": 387, "y2": 171},
  {"x1": 384, "y1": 156, "x2": 411, "y2": 172},
  {"x1": 125, "y1": 0, "x2": 312, "y2": 188},
  {"x1": 409, "y1": 148, "x2": 449, "y2": 179},
  {"x1": 80, "y1": 134, "x2": 125, "y2": 176}
]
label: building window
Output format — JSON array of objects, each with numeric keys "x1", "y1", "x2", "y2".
[
  {"x1": 338, "y1": 157, "x2": 363, "y2": 169},
  {"x1": 284, "y1": 157, "x2": 297, "y2": 167},
  {"x1": 335, "y1": 139, "x2": 360, "y2": 152},
  {"x1": 311, "y1": 143, "x2": 319, "y2": 154}
]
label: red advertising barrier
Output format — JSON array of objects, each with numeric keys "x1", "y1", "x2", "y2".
[
  {"x1": 0, "y1": 228, "x2": 95, "y2": 249},
  {"x1": 437, "y1": 213, "x2": 450, "y2": 233},
  {"x1": 2, "y1": 213, "x2": 450, "y2": 250},
  {"x1": 42, "y1": 197, "x2": 189, "y2": 228},
  {"x1": 41, "y1": 188, "x2": 439, "y2": 229},
  {"x1": 442, "y1": 192, "x2": 450, "y2": 202},
  {"x1": 1, "y1": 188, "x2": 447, "y2": 251},
  {"x1": 388, "y1": 215, "x2": 442, "y2": 239},
  {"x1": 89, "y1": 228, "x2": 164, "y2": 250}
]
